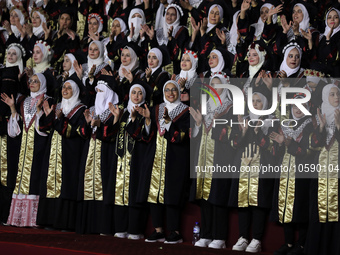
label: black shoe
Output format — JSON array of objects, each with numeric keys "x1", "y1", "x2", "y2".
[
  {"x1": 145, "y1": 230, "x2": 165, "y2": 242},
  {"x1": 164, "y1": 231, "x2": 183, "y2": 244},
  {"x1": 287, "y1": 244, "x2": 305, "y2": 255},
  {"x1": 274, "y1": 244, "x2": 294, "y2": 255}
]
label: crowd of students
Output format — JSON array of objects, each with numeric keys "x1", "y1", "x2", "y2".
[{"x1": 0, "y1": 0, "x2": 340, "y2": 254}]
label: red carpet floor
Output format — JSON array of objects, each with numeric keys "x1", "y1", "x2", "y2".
[{"x1": 0, "y1": 203, "x2": 283, "y2": 254}]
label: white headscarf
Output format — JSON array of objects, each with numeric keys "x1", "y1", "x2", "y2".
[
  {"x1": 248, "y1": 44, "x2": 266, "y2": 79},
  {"x1": 6, "y1": 45, "x2": 24, "y2": 74},
  {"x1": 251, "y1": 3, "x2": 277, "y2": 39},
  {"x1": 33, "y1": 41, "x2": 51, "y2": 73},
  {"x1": 207, "y1": 74, "x2": 230, "y2": 112},
  {"x1": 10, "y1": 9, "x2": 25, "y2": 38},
  {"x1": 127, "y1": 84, "x2": 146, "y2": 115},
  {"x1": 229, "y1": 11, "x2": 240, "y2": 48},
  {"x1": 291, "y1": 96, "x2": 309, "y2": 121},
  {"x1": 179, "y1": 52, "x2": 198, "y2": 80},
  {"x1": 32, "y1": 10, "x2": 46, "y2": 37},
  {"x1": 113, "y1": 17, "x2": 127, "y2": 40},
  {"x1": 163, "y1": 5, "x2": 181, "y2": 38},
  {"x1": 118, "y1": 46, "x2": 139, "y2": 79},
  {"x1": 155, "y1": 0, "x2": 174, "y2": 31},
  {"x1": 279, "y1": 44, "x2": 302, "y2": 77},
  {"x1": 65, "y1": 53, "x2": 76, "y2": 76},
  {"x1": 88, "y1": 13, "x2": 103, "y2": 34},
  {"x1": 87, "y1": 40, "x2": 105, "y2": 71},
  {"x1": 294, "y1": 3, "x2": 310, "y2": 32},
  {"x1": 30, "y1": 73, "x2": 47, "y2": 98},
  {"x1": 210, "y1": 49, "x2": 225, "y2": 73},
  {"x1": 249, "y1": 92, "x2": 268, "y2": 120},
  {"x1": 94, "y1": 81, "x2": 119, "y2": 115},
  {"x1": 321, "y1": 84, "x2": 340, "y2": 126},
  {"x1": 148, "y1": 48, "x2": 163, "y2": 74},
  {"x1": 163, "y1": 80, "x2": 181, "y2": 113},
  {"x1": 128, "y1": 8, "x2": 146, "y2": 40},
  {"x1": 207, "y1": 4, "x2": 223, "y2": 33},
  {"x1": 323, "y1": 8, "x2": 340, "y2": 38},
  {"x1": 60, "y1": 80, "x2": 81, "y2": 115}
]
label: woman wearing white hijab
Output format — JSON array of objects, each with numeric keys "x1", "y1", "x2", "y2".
[
  {"x1": 317, "y1": 8, "x2": 340, "y2": 77},
  {"x1": 6, "y1": 43, "x2": 25, "y2": 74},
  {"x1": 142, "y1": 48, "x2": 170, "y2": 106},
  {"x1": 203, "y1": 48, "x2": 228, "y2": 78},
  {"x1": 251, "y1": 3, "x2": 278, "y2": 40},
  {"x1": 136, "y1": 80, "x2": 190, "y2": 244},
  {"x1": 128, "y1": 8, "x2": 146, "y2": 43},
  {"x1": 31, "y1": 8, "x2": 48, "y2": 39},
  {"x1": 271, "y1": 94, "x2": 323, "y2": 255},
  {"x1": 36, "y1": 79, "x2": 86, "y2": 231},
  {"x1": 305, "y1": 84, "x2": 340, "y2": 255},
  {"x1": 76, "y1": 80, "x2": 119, "y2": 235},
  {"x1": 230, "y1": 89, "x2": 279, "y2": 253},
  {"x1": 190, "y1": 73, "x2": 233, "y2": 249},
  {"x1": 2, "y1": 73, "x2": 53, "y2": 227},
  {"x1": 112, "y1": 84, "x2": 150, "y2": 240},
  {"x1": 4, "y1": 6, "x2": 28, "y2": 40}
]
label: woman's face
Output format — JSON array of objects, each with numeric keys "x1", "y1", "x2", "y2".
[
  {"x1": 164, "y1": 83, "x2": 179, "y2": 103},
  {"x1": 209, "y1": 6, "x2": 220, "y2": 25},
  {"x1": 328, "y1": 87, "x2": 340, "y2": 107},
  {"x1": 260, "y1": 7, "x2": 269, "y2": 23},
  {"x1": 88, "y1": 17, "x2": 99, "y2": 33},
  {"x1": 292, "y1": 6, "x2": 304, "y2": 24},
  {"x1": 211, "y1": 77, "x2": 223, "y2": 95},
  {"x1": 209, "y1": 53, "x2": 219, "y2": 69},
  {"x1": 63, "y1": 56, "x2": 72, "y2": 71},
  {"x1": 130, "y1": 87, "x2": 143, "y2": 104},
  {"x1": 252, "y1": 93, "x2": 263, "y2": 110},
  {"x1": 286, "y1": 48, "x2": 300, "y2": 69},
  {"x1": 62, "y1": 82, "x2": 73, "y2": 99},
  {"x1": 148, "y1": 52, "x2": 159, "y2": 68},
  {"x1": 248, "y1": 49, "x2": 260, "y2": 66},
  {"x1": 59, "y1": 13, "x2": 72, "y2": 30},
  {"x1": 121, "y1": 49, "x2": 131, "y2": 66},
  {"x1": 31, "y1": 12, "x2": 42, "y2": 28},
  {"x1": 10, "y1": 11, "x2": 20, "y2": 26},
  {"x1": 181, "y1": 54, "x2": 192, "y2": 71},
  {"x1": 111, "y1": 20, "x2": 122, "y2": 36},
  {"x1": 89, "y1": 43, "x2": 100, "y2": 59},
  {"x1": 327, "y1": 10, "x2": 340, "y2": 29},
  {"x1": 165, "y1": 7, "x2": 177, "y2": 25},
  {"x1": 29, "y1": 75, "x2": 41, "y2": 92},
  {"x1": 33, "y1": 45, "x2": 44, "y2": 64},
  {"x1": 292, "y1": 104, "x2": 305, "y2": 119},
  {"x1": 7, "y1": 49, "x2": 18, "y2": 64}
]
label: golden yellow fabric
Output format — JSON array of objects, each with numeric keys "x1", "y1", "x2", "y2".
[
  {"x1": 14, "y1": 123, "x2": 35, "y2": 195},
  {"x1": 115, "y1": 132, "x2": 132, "y2": 206},
  {"x1": 196, "y1": 125, "x2": 214, "y2": 200},
  {"x1": 77, "y1": 12, "x2": 86, "y2": 41},
  {"x1": 147, "y1": 132, "x2": 167, "y2": 204},
  {"x1": 318, "y1": 146, "x2": 328, "y2": 222},
  {"x1": 278, "y1": 152, "x2": 291, "y2": 223},
  {"x1": 0, "y1": 135, "x2": 8, "y2": 186},
  {"x1": 84, "y1": 139, "x2": 103, "y2": 201},
  {"x1": 46, "y1": 132, "x2": 63, "y2": 198}
]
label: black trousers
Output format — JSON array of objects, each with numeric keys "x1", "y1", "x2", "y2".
[
  {"x1": 283, "y1": 222, "x2": 308, "y2": 246},
  {"x1": 200, "y1": 199, "x2": 228, "y2": 240},
  {"x1": 0, "y1": 185, "x2": 13, "y2": 223},
  {"x1": 114, "y1": 205, "x2": 148, "y2": 234},
  {"x1": 149, "y1": 203, "x2": 181, "y2": 232},
  {"x1": 238, "y1": 206, "x2": 268, "y2": 240}
]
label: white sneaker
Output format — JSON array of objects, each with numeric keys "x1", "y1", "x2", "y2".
[
  {"x1": 114, "y1": 232, "x2": 128, "y2": 238},
  {"x1": 128, "y1": 234, "x2": 144, "y2": 240},
  {"x1": 232, "y1": 237, "x2": 249, "y2": 251},
  {"x1": 245, "y1": 239, "x2": 261, "y2": 253},
  {"x1": 194, "y1": 238, "x2": 212, "y2": 247},
  {"x1": 208, "y1": 239, "x2": 226, "y2": 249}
]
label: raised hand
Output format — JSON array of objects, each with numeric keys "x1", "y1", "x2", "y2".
[
  {"x1": 129, "y1": 22, "x2": 135, "y2": 39},
  {"x1": 189, "y1": 107, "x2": 202, "y2": 126},
  {"x1": 23, "y1": 23, "x2": 33, "y2": 38},
  {"x1": 200, "y1": 17, "x2": 208, "y2": 35},
  {"x1": 88, "y1": 31, "x2": 99, "y2": 41},
  {"x1": 108, "y1": 102, "x2": 120, "y2": 121},
  {"x1": 145, "y1": 67, "x2": 152, "y2": 78},
  {"x1": 268, "y1": 4, "x2": 283, "y2": 19},
  {"x1": 178, "y1": 77, "x2": 187, "y2": 89},
  {"x1": 43, "y1": 100, "x2": 54, "y2": 116},
  {"x1": 163, "y1": 107, "x2": 171, "y2": 123},
  {"x1": 269, "y1": 131, "x2": 284, "y2": 144},
  {"x1": 317, "y1": 108, "x2": 326, "y2": 132},
  {"x1": 326, "y1": 24, "x2": 335, "y2": 41},
  {"x1": 84, "y1": 109, "x2": 92, "y2": 124},
  {"x1": 216, "y1": 28, "x2": 226, "y2": 45},
  {"x1": 135, "y1": 104, "x2": 151, "y2": 125},
  {"x1": 281, "y1": 15, "x2": 292, "y2": 34},
  {"x1": 101, "y1": 69, "x2": 113, "y2": 76},
  {"x1": 56, "y1": 108, "x2": 63, "y2": 119},
  {"x1": 65, "y1": 29, "x2": 76, "y2": 40},
  {"x1": 88, "y1": 64, "x2": 97, "y2": 78},
  {"x1": 300, "y1": 28, "x2": 312, "y2": 40},
  {"x1": 36, "y1": 97, "x2": 44, "y2": 113},
  {"x1": 73, "y1": 60, "x2": 83, "y2": 79},
  {"x1": 262, "y1": 71, "x2": 273, "y2": 90},
  {"x1": 191, "y1": 17, "x2": 200, "y2": 35},
  {"x1": 241, "y1": 0, "x2": 251, "y2": 12},
  {"x1": 3, "y1": 20, "x2": 12, "y2": 34},
  {"x1": 122, "y1": 68, "x2": 133, "y2": 83},
  {"x1": 42, "y1": 22, "x2": 52, "y2": 40},
  {"x1": 292, "y1": 21, "x2": 299, "y2": 34},
  {"x1": 1, "y1": 93, "x2": 15, "y2": 108}
]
